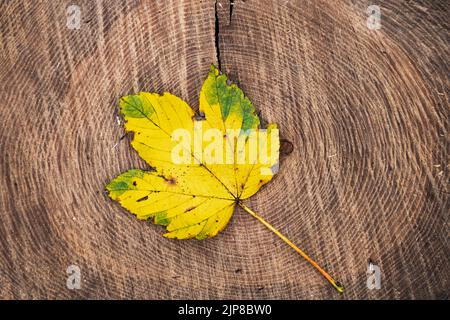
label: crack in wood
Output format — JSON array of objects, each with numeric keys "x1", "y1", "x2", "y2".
[
  {"x1": 230, "y1": 0, "x2": 235, "y2": 22},
  {"x1": 214, "y1": 0, "x2": 222, "y2": 70}
]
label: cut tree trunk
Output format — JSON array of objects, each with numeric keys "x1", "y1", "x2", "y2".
[{"x1": 0, "y1": 0, "x2": 448, "y2": 299}]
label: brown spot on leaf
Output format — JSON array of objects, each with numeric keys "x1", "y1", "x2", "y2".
[
  {"x1": 158, "y1": 174, "x2": 177, "y2": 185},
  {"x1": 136, "y1": 195, "x2": 148, "y2": 202}
]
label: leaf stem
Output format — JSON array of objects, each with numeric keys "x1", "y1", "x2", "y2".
[{"x1": 238, "y1": 202, "x2": 344, "y2": 293}]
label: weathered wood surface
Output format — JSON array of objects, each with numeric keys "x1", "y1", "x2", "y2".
[{"x1": 0, "y1": 0, "x2": 448, "y2": 299}]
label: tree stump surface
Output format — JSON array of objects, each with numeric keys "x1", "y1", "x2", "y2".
[{"x1": 0, "y1": 0, "x2": 448, "y2": 299}]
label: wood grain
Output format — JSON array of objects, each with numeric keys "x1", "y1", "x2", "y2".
[{"x1": 0, "y1": 0, "x2": 448, "y2": 299}]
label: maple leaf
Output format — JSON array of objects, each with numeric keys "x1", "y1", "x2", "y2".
[{"x1": 106, "y1": 65, "x2": 343, "y2": 292}]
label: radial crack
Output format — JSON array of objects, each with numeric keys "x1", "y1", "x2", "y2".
[{"x1": 214, "y1": 0, "x2": 222, "y2": 70}]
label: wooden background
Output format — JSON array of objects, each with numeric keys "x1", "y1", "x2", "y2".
[{"x1": 0, "y1": 0, "x2": 448, "y2": 299}]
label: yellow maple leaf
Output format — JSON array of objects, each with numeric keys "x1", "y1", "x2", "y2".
[{"x1": 106, "y1": 65, "x2": 343, "y2": 292}]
